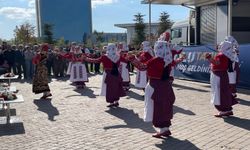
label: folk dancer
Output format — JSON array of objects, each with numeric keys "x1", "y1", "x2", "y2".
[
  {"x1": 66, "y1": 42, "x2": 77, "y2": 75},
  {"x1": 129, "y1": 41, "x2": 175, "y2": 138},
  {"x1": 225, "y1": 36, "x2": 240, "y2": 99},
  {"x1": 134, "y1": 41, "x2": 154, "y2": 89},
  {"x1": 118, "y1": 42, "x2": 131, "y2": 91},
  {"x1": 66, "y1": 46, "x2": 88, "y2": 88},
  {"x1": 206, "y1": 40, "x2": 239, "y2": 117},
  {"x1": 83, "y1": 43, "x2": 126, "y2": 107},
  {"x1": 32, "y1": 44, "x2": 52, "y2": 99},
  {"x1": 158, "y1": 31, "x2": 185, "y2": 83}
]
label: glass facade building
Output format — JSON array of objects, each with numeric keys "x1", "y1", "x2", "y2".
[{"x1": 36, "y1": 0, "x2": 92, "y2": 42}]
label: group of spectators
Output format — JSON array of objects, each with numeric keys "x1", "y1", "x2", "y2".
[{"x1": 0, "y1": 42, "x2": 105, "y2": 79}]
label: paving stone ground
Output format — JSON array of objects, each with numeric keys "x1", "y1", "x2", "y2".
[{"x1": 0, "y1": 73, "x2": 249, "y2": 150}]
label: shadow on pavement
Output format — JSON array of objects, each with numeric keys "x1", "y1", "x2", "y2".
[
  {"x1": 237, "y1": 98, "x2": 250, "y2": 106},
  {"x1": 54, "y1": 77, "x2": 69, "y2": 82},
  {"x1": 73, "y1": 87, "x2": 98, "y2": 98},
  {"x1": 224, "y1": 116, "x2": 250, "y2": 131},
  {"x1": 173, "y1": 83, "x2": 209, "y2": 93},
  {"x1": 155, "y1": 137, "x2": 199, "y2": 150},
  {"x1": 126, "y1": 90, "x2": 144, "y2": 101},
  {"x1": 104, "y1": 107, "x2": 156, "y2": 133},
  {"x1": 33, "y1": 99, "x2": 59, "y2": 121},
  {"x1": 130, "y1": 84, "x2": 145, "y2": 91},
  {"x1": 174, "y1": 105, "x2": 196, "y2": 115},
  {"x1": 0, "y1": 109, "x2": 16, "y2": 116},
  {"x1": 0, "y1": 123, "x2": 25, "y2": 136},
  {"x1": 237, "y1": 88, "x2": 250, "y2": 95}
]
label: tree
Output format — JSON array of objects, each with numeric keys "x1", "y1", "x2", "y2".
[
  {"x1": 82, "y1": 33, "x2": 87, "y2": 44},
  {"x1": 157, "y1": 12, "x2": 173, "y2": 36},
  {"x1": 133, "y1": 13, "x2": 146, "y2": 47},
  {"x1": 93, "y1": 30, "x2": 104, "y2": 47},
  {"x1": 56, "y1": 37, "x2": 65, "y2": 47},
  {"x1": 14, "y1": 22, "x2": 36, "y2": 44},
  {"x1": 43, "y1": 23, "x2": 54, "y2": 44},
  {"x1": 85, "y1": 35, "x2": 93, "y2": 48}
]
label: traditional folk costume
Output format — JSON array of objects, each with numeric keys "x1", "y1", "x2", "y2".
[
  {"x1": 130, "y1": 41, "x2": 175, "y2": 138},
  {"x1": 225, "y1": 36, "x2": 240, "y2": 99},
  {"x1": 206, "y1": 40, "x2": 239, "y2": 117},
  {"x1": 158, "y1": 31, "x2": 185, "y2": 82},
  {"x1": 118, "y1": 43, "x2": 130, "y2": 91},
  {"x1": 66, "y1": 46, "x2": 88, "y2": 88},
  {"x1": 32, "y1": 44, "x2": 52, "y2": 99},
  {"x1": 134, "y1": 41, "x2": 154, "y2": 89},
  {"x1": 66, "y1": 43, "x2": 77, "y2": 75},
  {"x1": 85, "y1": 43, "x2": 126, "y2": 107}
]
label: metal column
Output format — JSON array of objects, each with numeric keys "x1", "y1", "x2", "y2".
[
  {"x1": 228, "y1": 0, "x2": 232, "y2": 36},
  {"x1": 149, "y1": 0, "x2": 152, "y2": 44}
]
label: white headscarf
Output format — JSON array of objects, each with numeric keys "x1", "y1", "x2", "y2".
[
  {"x1": 158, "y1": 31, "x2": 170, "y2": 42},
  {"x1": 119, "y1": 42, "x2": 129, "y2": 52},
  {"x1": 142, "y1": 41, "x2": 154, "y2": 56},
  {"x1": 123, "y1": 44, "x2": 129, "y2": 52},
  {"x1": 142, "y1": 41, "x2": 151, "y2": 52},
  {"x1": 106, "y1": 43, "x2": 120, "y2": 63},
  {"x1": 225, "y1": 36, "x2": 239, "y2": 50},
  {"x1": 219, "y1": 41, "x2": 239, "y2": 62},
  {"x1": 73, "y1": 46, "x2": 82, "y2": 54},
  {"x1": 154, "y1": 41, "x2": 172, "y2": 66}
]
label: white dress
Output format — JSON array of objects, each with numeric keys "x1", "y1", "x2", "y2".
[
  {"x1": 210, "y1": 72, "x2": 221, "y2": 105},
  {"x1": 66, "y1": 62, "x2": 72, "y2": 75},
  {"x1": 228, "y1": 62, "x2": 236, "y2": 84},
  {"x1": 135, "y1": 69, "x2": 147, "y2": 88},
  {"x1": 119, "y1": 62, "x2": 130, "y2": 82},
  {"x1": 69, "y1": 62, "x2": 88, "y2": 82},
  {"x1": 100, "y1": 71, "x2": 107, "y2": 96},
  {"x1": 144, "y1": 82, "x2": 154, "y2": 122}
]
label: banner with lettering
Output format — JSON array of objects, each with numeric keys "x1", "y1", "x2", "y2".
[{"x1": 174, "y1": 44, "x2": 250, "y2": 89}]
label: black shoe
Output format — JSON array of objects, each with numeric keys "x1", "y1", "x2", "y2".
[
  {"x1": 107, "y1": 103, "x2": 115, "y2": 107},
  {"x1": 114, "y1": 102, "x2": 119, "y2": 107}
]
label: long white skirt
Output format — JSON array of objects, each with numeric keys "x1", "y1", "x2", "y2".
[
  {"x1": 69, "y1": 63, "x2": 88, "y2": 82},
  {"x1": 100, "y1": 71, "x2": 107, "y2": 96},
  {"x1": 228, "y1": 71, "x2": 236, "y2": 84},
  {"x1": 210, "y1": 72, "x2": 220, "y2": 105},
  {"x1": 66, "y1": 62, "x2": 72, "y2": 75},
  {"x1": 170, "y1": 66, "x2": 175, "y2": 77},
  {"x1": 119, "y1": 62, "x2": 130, "y2": 82},
  {"x1": 135, "y1": 69, "x2": 147, "y2": 88},
  {"x1": 144, "y1": 82, "x2": 154, "y2": 122}
]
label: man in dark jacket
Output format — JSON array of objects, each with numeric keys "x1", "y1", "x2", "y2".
[
  {"x1": 15, "y1": 44, "x2": 26, "y2": 78},
  {"x1": 0, "y1": 46, "x2": 8, "y2": 75},
  {"x1": 4, "y1": 45, "x2": 16, "y2": 73}
]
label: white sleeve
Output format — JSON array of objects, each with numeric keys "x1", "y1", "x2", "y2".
[{"x1": 85, "y1": 48, "x2": 90, "y2": 54}]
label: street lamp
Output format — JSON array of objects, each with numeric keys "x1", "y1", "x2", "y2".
[{"x1": 149, "y1": 0, "x2": 152, "y2": 44}]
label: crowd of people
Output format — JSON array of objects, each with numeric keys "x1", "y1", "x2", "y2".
[
  {"x1": 0, "y1": 42, "x2": 103, "y2": 78},
  {"x1": 0, "y1": 32, "x2": 241, "y2": 138}
]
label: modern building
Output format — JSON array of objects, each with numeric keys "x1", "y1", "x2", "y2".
[
  {"x1": 36, "y1": 0, "x2": 92, "y2": 42},
  {"x1": 92, "y1": 33, "x2": 127, "y2": 43},
  {"x1": 115, "y1": 23, "x2": 160, "y2": 44}
]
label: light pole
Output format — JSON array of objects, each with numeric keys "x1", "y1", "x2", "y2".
[
  {"x1": 228, "y1": 0, "x2": 232, "y2": 36},
  {"x1": 149, "y1": 0, "x2": 152, "y2": 44}
]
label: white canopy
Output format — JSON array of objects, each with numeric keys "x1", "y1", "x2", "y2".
[{"x1": 141, "y1": 0, "x2": 225, "y2": 6}]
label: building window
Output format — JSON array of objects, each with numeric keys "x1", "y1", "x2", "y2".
[{"x1": 171, "y1": 28, "x2": 182, "y2": 39}]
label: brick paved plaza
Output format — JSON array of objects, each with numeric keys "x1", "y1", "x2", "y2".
[{"x1": 0, "y1": 74, "x2": 249, "y2": 150}]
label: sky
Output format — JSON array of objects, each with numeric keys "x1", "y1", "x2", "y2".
[{"x1": 0, "y1": 0, "x2": 189, "y2": 40}]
